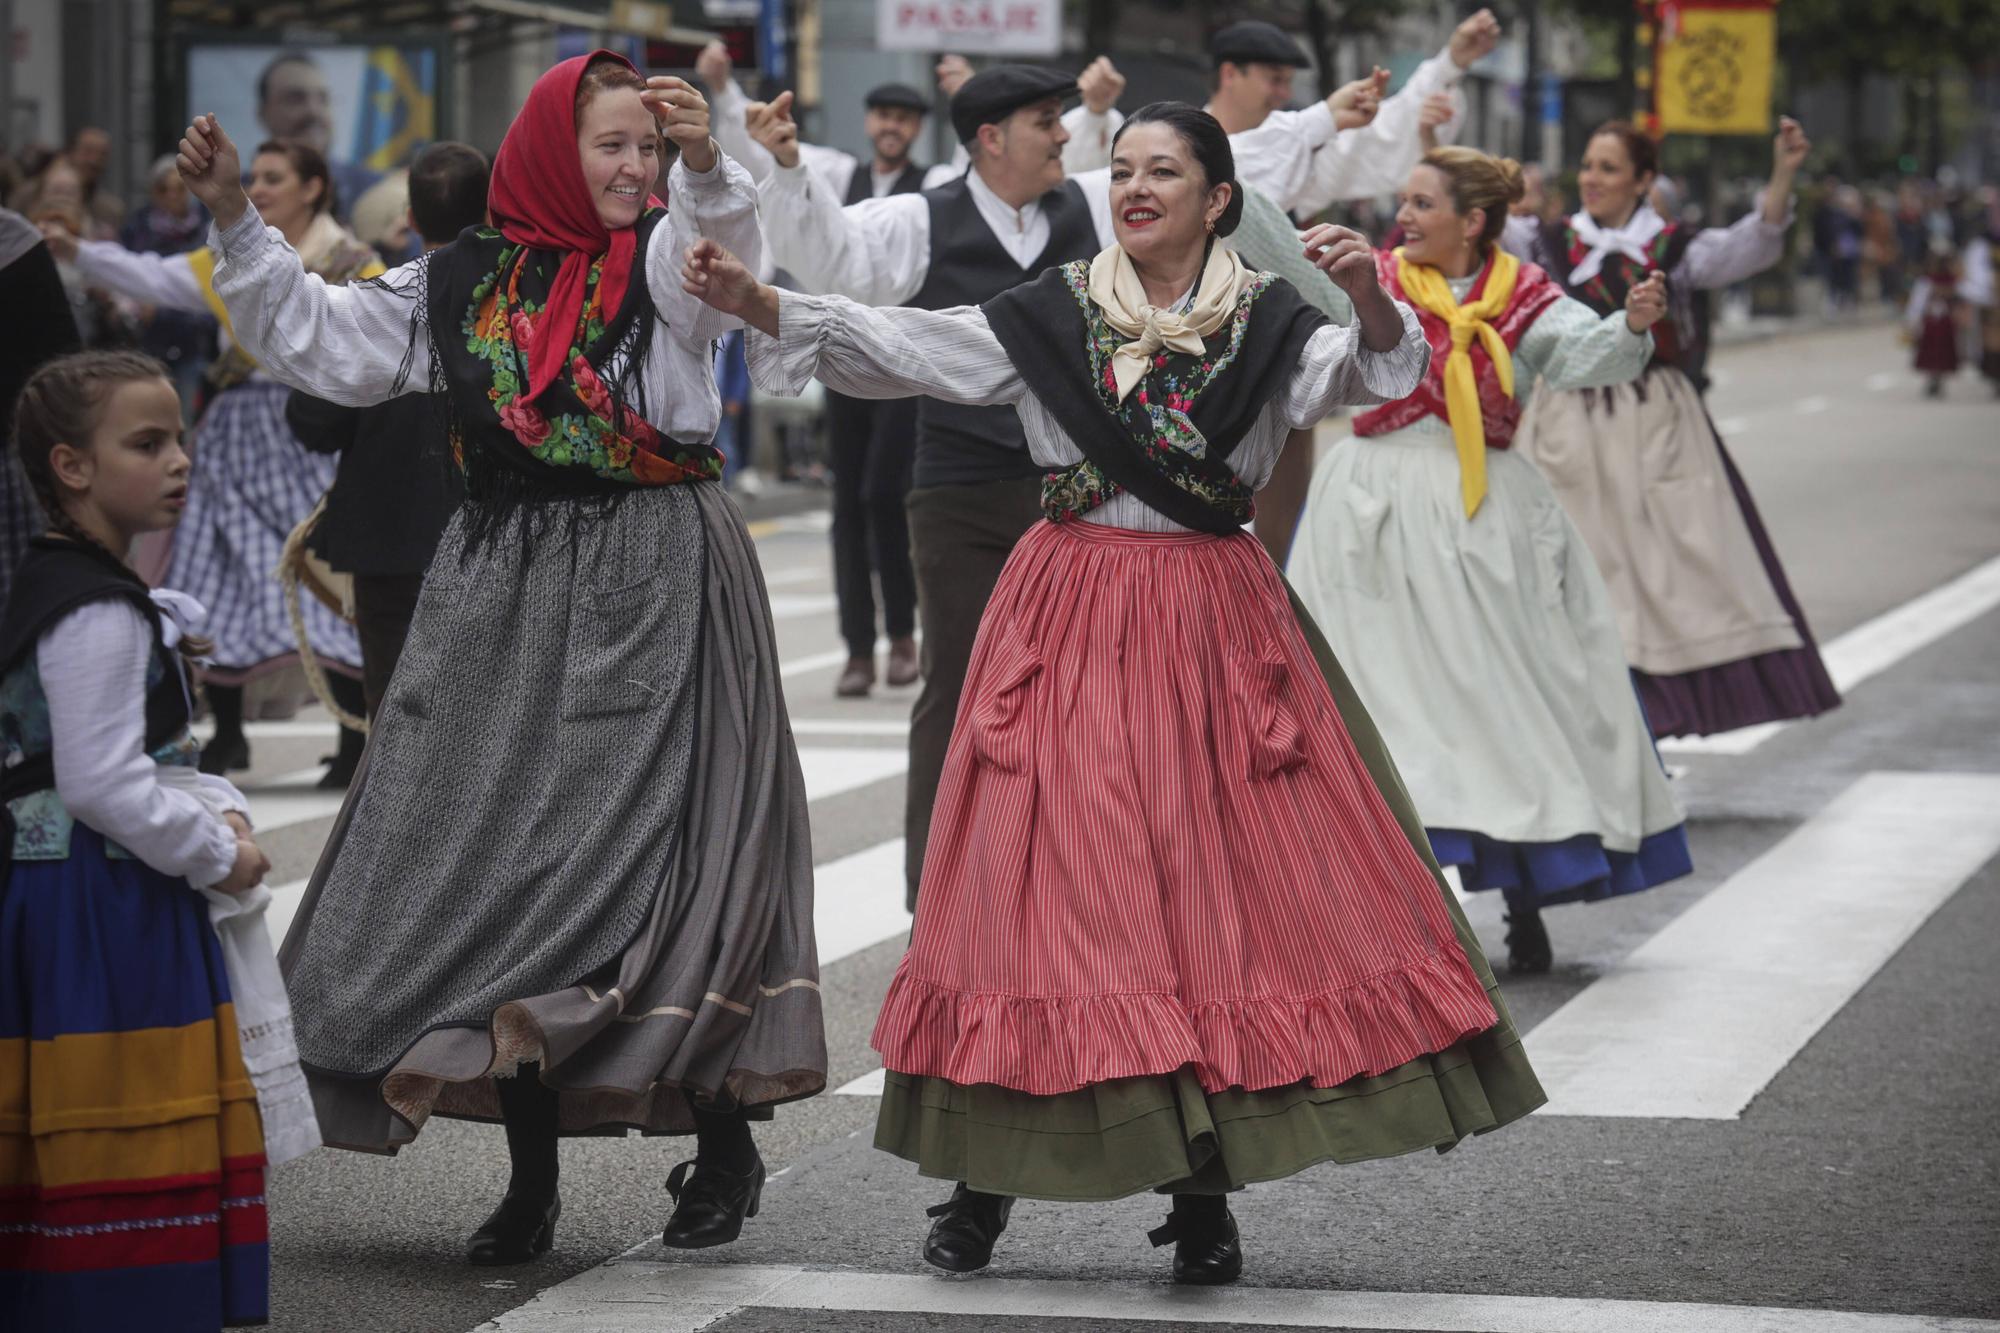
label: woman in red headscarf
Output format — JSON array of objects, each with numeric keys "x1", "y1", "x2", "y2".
[{"x1": 173, "y1": 53, "x2": 823, "y2": 1265}]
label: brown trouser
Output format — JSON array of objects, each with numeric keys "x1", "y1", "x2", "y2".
[
  {"x1": 1255, "y1": 428, "x2": 1317, "y2": 570},
  {"x1": 902, "y1": 476, "x2": 1045, "y2": 912}
]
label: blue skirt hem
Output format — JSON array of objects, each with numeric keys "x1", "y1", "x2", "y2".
[{"x1": 1427, "y1": 825, "x2": 1693, "y2": 909}]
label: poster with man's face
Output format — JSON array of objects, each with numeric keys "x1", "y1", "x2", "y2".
[{"x1": 184, "y1": 41, "x2": 441, "y2": 217}]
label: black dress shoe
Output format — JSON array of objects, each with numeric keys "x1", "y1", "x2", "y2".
[
  {"x1": 922, "y1": 1184, "x2": 1013, "y2": 1273},
  {"x1": 465, "y1": 1193, "x2": 560, "y2": 1266},
  {"x1": 1148, "y1": 1205, "x2": 1243, "y2": 1285},
  {"x1": 198, "y1": 734, "x2": 251, "y2": 776},
  {"x1": 1504, "y1": 907, "x2": 1553, "y2": 974},
  {"x1": 662, "y1": 1157, "x2": 765, "y2": 1249}
]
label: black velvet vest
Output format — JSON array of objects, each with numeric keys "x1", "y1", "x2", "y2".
[{"x1": 908, "y1": 175, "x2": 1100, "y2": 489}]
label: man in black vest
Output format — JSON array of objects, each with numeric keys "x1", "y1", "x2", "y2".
[{"x1": 747, "y1": 63, "x2": 1121, "y2": 910}]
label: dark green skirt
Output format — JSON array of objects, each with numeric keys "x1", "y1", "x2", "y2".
[{"x1": 874, "y1": 578, "x2": 1546, "y2": 1201}]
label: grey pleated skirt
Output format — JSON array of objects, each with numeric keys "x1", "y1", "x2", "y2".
[{"x1": 278, "y1": 480, "x2": 825, "y2": 1151}]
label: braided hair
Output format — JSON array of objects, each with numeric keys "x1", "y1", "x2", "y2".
[{"x1": 10, "y1": 349, "x2": 212, "y2": 658}]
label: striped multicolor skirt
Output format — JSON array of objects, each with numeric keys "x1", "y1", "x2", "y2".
[
  {"x1": 873, "y1": 521, "x2": 1542, "y2": 1200},
  {"x1": 1, "y1": 826, "x2": 269, "y2": 1331}
]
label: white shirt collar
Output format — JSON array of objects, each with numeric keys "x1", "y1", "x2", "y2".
[{"x1": 967, "y1": 166, "x2": 1043, "y2": 237}]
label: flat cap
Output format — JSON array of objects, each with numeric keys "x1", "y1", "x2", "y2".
[
  {"x1": 949, "y1": 64, "x2": 1078, "y2": 144},
  {"x1": 865, "y1": 82, "x2": 930, "y2": 112},
  {"x1": 1209, "y1": 20, "x2": 1311, "y2": 69}
]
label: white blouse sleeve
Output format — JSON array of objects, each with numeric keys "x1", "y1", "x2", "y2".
[
  {"x1": 209, "y1": 208, "x2": 430, "y2": 407},
  {"x1": 1228, "y1": 103, "x2": 1339, "y2": 215},
  {"x1": 647, "y1": 152, "x2": 765, "y2": 345},
  {"x1": 749, "y1": 290, "x2": 1027, "y2": 407},
  {"x1": 1293, "y1": 49, "x2": 1464, "y2": 213},
  {"x1": 1518, "y1": 293, "x2": 1654, "y2": 392},
  {"x1": 1675, "y1": 198, "x2": 1794, "y2": 291},
  {"x1": 76, "y1": 241, "x2": 210, "y2": 311},
  {"x1": 42, "y1": 601, "x2": 240, "y2": 889},
  {"x1": 1062, "y1": 106, "x2": 1125, "y2": 174},
  {"x1": 1274, "y1": 300, "x2": 1431, "y2": 429},
  {"x1": 757, "y1": 164, "x2": 931, "y2": 305}
]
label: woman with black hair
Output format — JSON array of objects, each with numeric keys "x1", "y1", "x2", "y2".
[{"x1": 685, "y1": 102, "x2": 1544, "y2": 1284}]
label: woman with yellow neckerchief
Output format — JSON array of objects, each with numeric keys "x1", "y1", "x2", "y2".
[
  {"x1": 1287, "y1": 146, "x2": 1690, "y2": 975},
  {"x1": 44, "y1": 140, "x2": 378, "y2": 787}
]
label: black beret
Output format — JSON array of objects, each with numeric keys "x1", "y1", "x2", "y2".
[
  {"x1": 865, "y1": 82, "x2": 930, "y2": 113},
  {"x1": 1209, "y1": 20, "x2": 1311, "y2": 69},
  {"x1": 949, "y1": 65, "x2": 1079, "y2": 144}
]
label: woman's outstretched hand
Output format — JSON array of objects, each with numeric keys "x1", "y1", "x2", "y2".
[
  {"x1": 1625, "y1": 271, "x2": 1669, "y2": 333},
  {"x1": 644, "y1": 76, "x2": 717, "y2": 173},
  {"x1": 1303, "y1": 224, "x2": 1404, "y2": 353},
  {"x1": 682, "y1": 238, "x2": 779, "y2": 335},
  {"x1": 177, "y1": 113, "x2": 249, "y2": 230}
]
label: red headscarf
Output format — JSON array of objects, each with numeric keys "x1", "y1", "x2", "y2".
[{"x1": 489, "y1": 50, "x2": 649, "y2": 406}]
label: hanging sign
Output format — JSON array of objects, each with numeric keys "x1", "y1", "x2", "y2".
[
  {"x1": 1655, "y1": 0, "x2": 1777, "y2": 135},
  {"x1": 877, "y1": 0, "x2": 1062, "y2": 56}
]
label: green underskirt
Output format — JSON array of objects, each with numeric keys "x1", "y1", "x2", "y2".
[{"x1": 874, "y1": 577, "x2": 1547, "y2": 1202}]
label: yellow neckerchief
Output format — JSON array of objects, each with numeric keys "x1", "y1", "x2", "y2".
[
  {"x1": 1394, "y1": 245, "x2": 1522, "y2": 518},
  {"x1": 1086, "y1": 241, "x2": 1251, "y2": 401}
]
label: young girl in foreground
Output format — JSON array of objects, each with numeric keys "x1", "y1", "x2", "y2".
[{"x1": 1, "y1": 351, "x2": 273, "y2": 1331}]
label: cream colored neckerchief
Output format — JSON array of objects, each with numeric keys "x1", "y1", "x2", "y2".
[{"x1": 1087, "y1": 241, "x2": 1252, "y2": 401}]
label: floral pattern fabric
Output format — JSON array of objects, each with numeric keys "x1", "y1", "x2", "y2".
[
  {"x1": 459, "y1": 225, "x2": 723, "y2": 487},
  {"x1": 1040, "y1": 260, "x2": 1270, "y2": 526}
]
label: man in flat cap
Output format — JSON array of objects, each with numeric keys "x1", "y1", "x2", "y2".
[{"x1": 743, "y1": 59, "x2": 1124, "y2": 943}]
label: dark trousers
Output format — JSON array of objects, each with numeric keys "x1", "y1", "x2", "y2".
[
  {"x1": 827, "y1": 390, "x2": 919, "y2": 660},
  {"x1": 353, "y1": 572, "x2": 427, "y2": 720},
  {"x1": 902, "y1": 476, "x2": 1045, "y2": 912}
]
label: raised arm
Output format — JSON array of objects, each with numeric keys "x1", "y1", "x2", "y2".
[
  {"x1": 73, "y1": 240, "x2": 210, "y2": 312},
  {"x1": 645, "y1": 151, "x2": 765, "y2": 344},
  {"x1": 1677, "y1": 119, "x2": 1809, "y2": 290},
  {"x1": 760, "y1": 165, "x2": 931, "y2": 304},
  {"x1": 1519, "y1": 290, "x2": 1657, "y2": 393},
  {"x1": 1061, "y1": 57, "x2": 1129, "y2": 173},
  {"x1": 1293, "y1": 49, "x2": 1468, "y2": 212},
  {"x1": 682, "y1": 239, "x2": 1023, "y2": 407},
  {"x1": 208, "y1": 211, "x2": 430, "y2": 406},
  {"x1": 708, "y1": 69, "x2": 857, "y2": 193}
]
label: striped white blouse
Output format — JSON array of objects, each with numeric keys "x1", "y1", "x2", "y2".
[{"x1": 748, "y1": 287, "x2": 1432, "y2": 534}]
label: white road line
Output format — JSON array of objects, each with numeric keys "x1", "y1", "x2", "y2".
[
  {"x1": 794, "y1": 746, "x2": 906, "y2": 804},
  {"x1": 790, "y1": 718, "x2": 911, "y2": 738},
  {"x1": 835, "y1": 1068, "x2": 888, "y2": 1096},
  {"x1": 471, "y1": 1260, "x2": 2000, "y2": 1333},
  {"x1": 1866, "y1": 370, "x2": 1901, "y2": 391},
  {"x1": 813, "y1": 838, "x2": 910, "y2": 967},
  {"x1": 760, "y1": 566, "x2": 824, "y2": 588},
  {"x1": 1712, "y1": 415, "x2": 1750, "y2": 435},
  {"x1": 765, "y1": 593, "x2": 837, "y2": 620},
  {"x1": 1663, "y1": 552, "x2": 2000, "y2": 757},
  {"x1": 1529, "y1": 771, "x2": 2000, "y2": 1119},
  {"x1": 1795, "y1": 394, "x2": 1832, "y2": 414}
]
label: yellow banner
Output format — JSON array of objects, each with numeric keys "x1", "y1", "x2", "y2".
[{"x1": 1657, "y1": 3, "x2": 1776, "y2": 136}]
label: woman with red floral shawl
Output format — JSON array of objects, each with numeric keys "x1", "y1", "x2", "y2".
[{"x1": 173, "y1": 52, "x2": 824, "y2": 1265}]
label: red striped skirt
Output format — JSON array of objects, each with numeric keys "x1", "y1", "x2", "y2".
[{"x1": 873, "y1": 520, "x2": 1498, "y2": 1098}]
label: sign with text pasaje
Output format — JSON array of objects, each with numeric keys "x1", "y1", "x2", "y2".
[{"x1": 877, "y1": 0, "x2": 1062, "y2": 55}]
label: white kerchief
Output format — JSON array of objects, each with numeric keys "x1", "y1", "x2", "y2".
[
  {"x1": 1568, "y1": 204, "x2": 1666, "y2": 286},
  {"x1": 1087, "y1": 242, "x2": 1250, "y2": 401}
]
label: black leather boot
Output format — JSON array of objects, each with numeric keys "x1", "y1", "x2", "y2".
[
  {"x1": 465, "y1": 1193, "x2": 560, "y2": 1265},
  {"x1": 1504, "y1": 906, "x2": 1553, "y2": 974},
  {"x1": 1148, "y1": 1197, "x2": 1242, "y2": 1285},
  {"x1": 662, "y1": 1156, "x2": 765, "y2": 1249},
  {"x1": 922, "y1": 1184, "x2": 1013, "y2": 1273}
]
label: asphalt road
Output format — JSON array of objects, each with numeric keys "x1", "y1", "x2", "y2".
[{"x1": 233, "y1": 322, "x2": 2000, "y2": 1333}]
